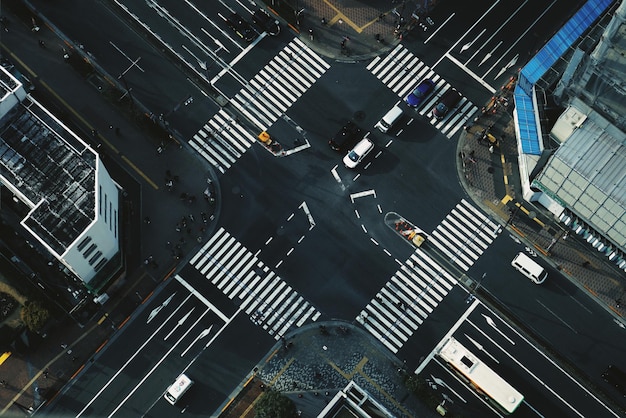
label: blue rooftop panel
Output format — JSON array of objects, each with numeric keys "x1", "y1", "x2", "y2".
[
  {"x1": 514, "y1": 85, "x2": 542, "y2": 155},
  {"x1": 520, "y1": 0, "x2": 613, "y2": 86}
]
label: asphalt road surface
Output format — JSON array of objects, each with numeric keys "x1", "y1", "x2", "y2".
[{"x1": 23, "y1": 0, "x2": 625, "y2": 416}]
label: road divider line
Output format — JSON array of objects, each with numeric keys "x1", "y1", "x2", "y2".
[
  {"x1": 350, "y1": 189, "x2": 376, "y2": 202},
  {"x1": 176, "y1": 275, "x2": 230, "y2": 322}
]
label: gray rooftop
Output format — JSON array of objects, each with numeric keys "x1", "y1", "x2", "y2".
[
  {"x1": 534, "y1": 118, "x2": 626, "y2": 248},
  {"x1": 0, "y1": 96, "x2": 96, "y2": 255}
]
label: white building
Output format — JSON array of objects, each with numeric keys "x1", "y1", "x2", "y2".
[{"x1": 0, "y1": 65, "x2": 120, "y2": 294}]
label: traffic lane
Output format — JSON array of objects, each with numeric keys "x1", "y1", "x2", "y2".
[
  {"x1": 122, "y1": 0, "x2": 238, "y2": 74},
  {"x1": 28, "y1": 0, "x2": 191, "y2": 114},
  {"x1": 459, "y1": 307, "x2": 618, "y2": 418},
  {"x1": 464, "y1": 0, "x2": 568, "y2": 81},
  {"x1": 51, "y1": 286, "x2": 225, "y2": 415},
  {"x1": 145, "y1": 0, "x2": 249, "y2": 62},
  {"x1": 158, "y1": 314, "x2": 276, "y2": 417},
  {"x1": 109, "y1": 318, "x2": 227, "y2": 418},
  {"x1": 473, "y1": 241, "x2": 626, "y2": 389},
  {"x1": 76, "y1": 306, "x2": 226, "y2": 417},
  {"x1": 398, "y1": 287, "x2": 475, "y2": 368},
  {"x1": 448, "y1": 0, "x2": 564, "y2": 69},
  {"x1": 420, "y1": 357, "x2": 501, "y2": 417},
  {"x1": 420, "y1": 0, "x2": 505, "y2": 50}
]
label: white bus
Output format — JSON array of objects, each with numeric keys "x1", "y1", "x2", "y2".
[
  {"x1": 437, "y1": 337, "x2": 524, "y2": 414},
  {"x1": 164, "y1": 374, "x2": 194, "y2": 405}
]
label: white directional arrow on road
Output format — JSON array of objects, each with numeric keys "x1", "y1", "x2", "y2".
[
  {"x1": 482, "y1": 314, "x2": 515, "y2": 345},
  {"x1": 165, "y1": 307, "x2": 195, "y2": 340},
  {"x1": 147, "y1": 292, "x2": 176, "y2": 324},
  {"x1": 465, "y1": 334, "x2": 499, "y2": 363},
  {"x1": 479, "y1": 40, "x2": 503, "y2": 66},
  {"x1": 460, "y1": 28, "x2": 486, "y2": 53},
  {"x1": 181, "y1": 324, "x2": 214, "y2": 357},
  {"x1": 430, "y1": 375, "x2": 467, "y2": 403},
  {"x1": 495, "y1": 53, "x2": 519, "y2": 80}
]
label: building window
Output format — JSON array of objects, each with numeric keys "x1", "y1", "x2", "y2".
[
  {"x1": 77, "y1": 236, "x2": 92, "y2": 251},
  {"x1": 99, "y1": 185, "x2": 102, "y2": 215},
  {"x1": 83, "y1": 243, "x2": 97, "y2": 258},
  {"x1": 89, "y1": 251, "x2": 102, "y2": 266},
  {"x1": 113, "y1": 210, "x2": 117, "y2": 237},
  {"x1": 94, "y1": 257, "x2": 107, "y2": 272},
  {"x1": 104, "y1": 194, "x2": 107, "y2": 222}
]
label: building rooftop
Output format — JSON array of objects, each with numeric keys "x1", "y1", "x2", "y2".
[
  {"x1": 534, "y1": 112, "x2": 626, "y2": 249},
  {"x1": 0, "y1": 95, "x2": 96, "y2": 256}
]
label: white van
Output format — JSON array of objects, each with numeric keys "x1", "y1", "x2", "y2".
[
  {"x1": 164, "y1": 374, "x2": 194, "y2": 405},
  {"x1": 511, "y1": 252, "x2": 547, "y2": 284},
  {"x1": 375, "y1": 104, "x2": 403, "y2": 133}
]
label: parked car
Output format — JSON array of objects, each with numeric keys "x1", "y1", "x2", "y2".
[
  {"x1": 431, "y1": 88, "x2": 462, "y2": 119},
  {"x1": 343, "y1": 137, "x2": 374, "y2": 168},
  {"x1": 405, "y1": 79, "x2": 435, "y2": 107},
  {"x1": 252, "y1": 9, "x2": 280, "y2": 36},
  {"x1": 329, "y1": 121, "x2": 362, "y2": 151},
  {"x1": 225, "y1": 13, "x2": 257, "y2": 42}
]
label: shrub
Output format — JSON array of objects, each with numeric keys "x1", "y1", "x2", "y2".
[{"x1": 20, "y1": 300, "x2": 50, "y2": 332}]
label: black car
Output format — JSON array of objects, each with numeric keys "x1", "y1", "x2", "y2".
[
  {"x1": 252, "y1": 9, "x2": 280, "y2": 36},
  {"x1": 431, "y1": 88, "x2": 462, "y2": 119},
  {"x1": 226, "y1": 13, "x2": 257, "y2": 42},
  {"x1": 329, "y1": 121, "x2": 362, "y2": 151}
]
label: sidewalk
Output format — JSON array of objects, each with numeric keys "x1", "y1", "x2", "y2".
[{"x1": 269, "y1": 0, "x2": 436, "y2": 62}]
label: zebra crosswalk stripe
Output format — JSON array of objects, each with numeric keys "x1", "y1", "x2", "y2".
[
  {"x1": 190, "y1": 40, "x2": 329, "y2": 174},
  {"x1": 189, "y1": 227, "x2": 321, "y2": 339},
  {"x1": 231, "y1": 38, "x2": 330, "y2": 131},
  {"x1": 357, "y1": 249, "x2": 457, "y2": 353},
  {"x1": 368, "y1": 45, "x2": 478, "y2": 138},
  {"x1": 189, "y1": 109, "x2": 256, "y2": 174},
  {"x1": 428, "y1": 200, "x2": 501, "y2": 271}
]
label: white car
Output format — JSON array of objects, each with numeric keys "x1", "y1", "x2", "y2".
[{"x1": 343, "y1": 137, "x2": 374, "y2": 168}]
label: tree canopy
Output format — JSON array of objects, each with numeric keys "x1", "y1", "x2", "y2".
[{"x1": 255, "y1": 389, "x2": 298, "y2": 418}]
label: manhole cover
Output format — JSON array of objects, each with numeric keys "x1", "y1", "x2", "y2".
[
  {"x1": 487, "y1": 167, "x2": 494, "y2": 173},
  {"x1": 354, "y1": 111, "x2": 365, "y2": 121}
]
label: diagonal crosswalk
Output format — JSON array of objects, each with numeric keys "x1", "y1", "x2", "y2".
[
  {"x1": 357, "y1": 249, "x2": 458, "y2": 353},
  {"x1": 189, "y1": 38, "x2": 330, "y2": 173},
  {"x1": 189, "y1": 227, "x2": 321, "y2": 339},
  {"x1": 367, "y1": 44, "x2": 477, "y2": 138},
  {"x1": 231, "y1": 37, "x2": 330, "y2": 131},
  {"x1": 428, "y1": 199, "x2": 501, "y2": 271}
]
